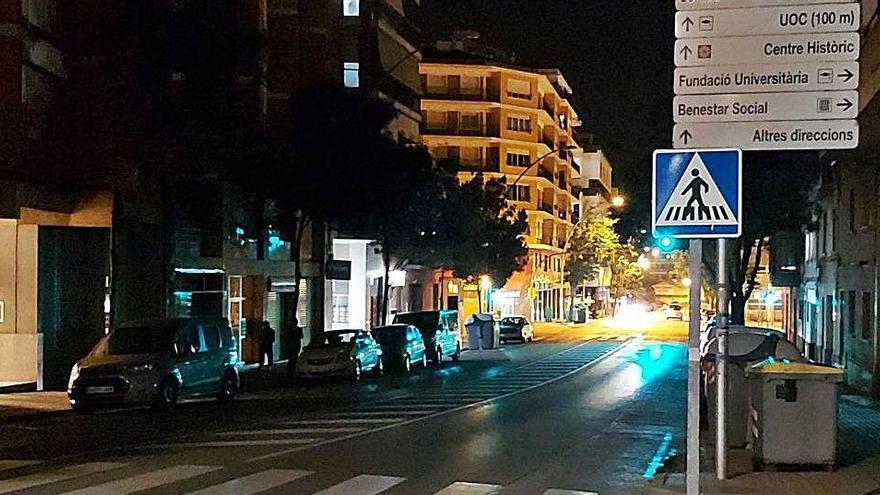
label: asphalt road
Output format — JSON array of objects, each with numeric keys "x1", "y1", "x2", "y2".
[{"x1": 0, "y1": 317, "x2": 688, "y2": 494}]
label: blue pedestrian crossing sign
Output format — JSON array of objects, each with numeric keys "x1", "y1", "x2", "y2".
[{"x1": 653, "y1": 148, "x2": 741, "y2": 239}]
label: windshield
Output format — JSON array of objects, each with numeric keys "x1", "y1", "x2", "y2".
[
  {"x1": 108, "y1": 325, "x2": 176, "y2": 355},
  {"x1": 312, "y1": 330, "x2": 359, "y2": 347},
  {"x1": 373, "y1": 327, "x2": 407, "y2": 344},
  {"x1": 393, "y1": 313, "x2": 438, "y2": 333},
  {"x1": 500, "y1": 317, "x2": 524, "y2": 326}
]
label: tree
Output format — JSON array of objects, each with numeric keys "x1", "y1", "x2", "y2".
[{"x1": 669, "y1": 249, "x2": 716, "y2": 309}]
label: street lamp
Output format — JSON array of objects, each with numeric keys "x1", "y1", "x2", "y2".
[
  {"x1": 506, "y1": 145, "x2": 579, "y2": 193},
  {"x1": 637, "y1": 255, "x2": 651, "y2": 270},
  {"x1": 682, "y1": 277, "x2": 692, "y2": 288},
  {"x1": 611, "y1": 195, "x2": 626, "y2": 208}
]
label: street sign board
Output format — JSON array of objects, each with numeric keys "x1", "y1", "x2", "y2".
[
  {"x1": 674, "y1": 61, "x2": 858, "y2": 94},
  {"x1": 676, "y1": 0, "x2": 857, "y2": 11},
  {"x1": 675, "y1": 32, "x2": 859, "y2": 66},
  {"x1": 673, "y1": 120, "x2": 859, "y2": 150},
  {"x1": 676, "y1": 4, "x2": 860, "y2": 38},
  {"x1": 653, "y1": 149, "x2": 742, "y2": 239},
  {"x1": 674, "y1": 90, "x2": 857, "y2": 122}
]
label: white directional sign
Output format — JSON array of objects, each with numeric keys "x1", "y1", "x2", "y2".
[
  {"x1": 674, "y1": 90, "x2": 857, "y2": 123},
  {"x1": 673, "y1": 120, "x2": 859, "y2": 150},
  {"x1": 675, "y1": 32, "x2": 859, "y2": 66},
  {"x1": 676, "y1": 4, "x2": 860, "y2": 38},
  {"x1": 676, "y1": 0, "x2": 857, "y2": 11},
  {"x1": 674, "y1": 61, "x2": 858, "y2": 94}
]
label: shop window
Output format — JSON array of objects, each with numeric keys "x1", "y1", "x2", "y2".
[{"x1": 343, "y1": 62, "x2": 360, "y2": 88}]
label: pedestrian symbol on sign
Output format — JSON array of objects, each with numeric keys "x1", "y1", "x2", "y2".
[{"x1": 653, "y1": 148, "x2": 741, "y2": 239}]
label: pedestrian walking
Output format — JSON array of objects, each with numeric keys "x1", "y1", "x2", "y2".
[
  {"x1": 287, "y1": 317, "x2": 304, "y2": 376},
  {"x1": 260, "y1": 321, "x2": 275, "y2": 368}
]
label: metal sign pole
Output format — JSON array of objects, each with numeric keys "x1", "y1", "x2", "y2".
[
  {"x1": 716, "y1": 238, "x2": 729, "y2": 479},
  {"x1": 687, "y1": 239, "x2": 703, "y2": 495}
]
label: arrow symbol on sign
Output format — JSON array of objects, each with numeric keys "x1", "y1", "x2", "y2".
[
  {"x1": 838, "y1": 68, "x2": 855, "y2": 83},
  {"x1": 837, "y1": 98, "x2": 854, "y2": 112},
  {"x1": 682, "y1": 17, "x2": 694, "y2": 32},
  {"x1": 679, "y1": 129, "x2": 693, "y2": 145},
  {"x1": 679, "y1": 45, "x2": 693, "y2": 61}
]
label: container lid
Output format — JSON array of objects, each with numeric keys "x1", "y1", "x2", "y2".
[
  {"x1": 745, "y1": 358, "x2": 844, "y2": 381},
  {"x1": 465, "y1": 313, "x2": 494, "y2": 325}
]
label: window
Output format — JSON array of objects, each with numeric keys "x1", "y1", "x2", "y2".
[
  {"x1": 507, "y1": 184, "x2": 531, "y2": 202},
  {"x1": 507, "y1": 79, "x2": 531, "y2": 99},
  {"x1": 460, "y1": 147, "x2": 482, "y2": 166},
  {"x1": 332, "y1": 280, "x2": 350, "y2": 325},
  {"x1": 426, "y1": 111, "x2": 447, "y2": 130},
  {"x1": 863, "y1": 292, "x2": 873, "y2": 340},
  {"x1": 427, "y1": 75, "x2": 447, "y2": 94},
  {"x1": 461, "y1": 76, "x2": 482, "y2": 95},
  {"x1": 460, "y1": 112, "x2": 482, "y2": 131},
  {"x1": 507, "y1": 152, "x2": 530, "y2": 167},
  {"x1": 507, "y1": 116, "x2": 531, "y2": 133},
  {"x1": 343, "y1": 0, "x2": 359, "y2": 16},
  {"x1": 343, "y1": 62, "x2": 359, "y2": 88}
]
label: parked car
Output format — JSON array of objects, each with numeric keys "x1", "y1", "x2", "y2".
[
  {"x1": 372, "y1": 324, "x2": 428, "y2": 372},
  {"x1": 392, "y1": 310, "x2": 461, "y2": 366},
  {"x1": 499, "y1": 316, "x2": 534, "y2": 343},
  {"x1": 68, "y1": 317, "x2": 239, "y2": 413},
  {"x1": 295, "y1": 329, "x2": 383, "y2": 380},
  {"x1": 665, "y1": 303, "x2": 684, "y2": 320}
]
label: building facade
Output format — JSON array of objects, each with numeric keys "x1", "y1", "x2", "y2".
[{"x1": 419, "y1": 48, "x2": 584, "y2": 321}]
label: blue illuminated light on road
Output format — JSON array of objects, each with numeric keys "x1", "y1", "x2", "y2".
[{"x1": 643, "y1": 432, "x2": 675, "y2": 480}]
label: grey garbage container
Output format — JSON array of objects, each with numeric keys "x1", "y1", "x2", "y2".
[
  {"x1": 464, "y1": 314, "x2": 498, "y2": 350},
  {"x1": 701, "y1": 328, "x2": 804, "y2": 448},
  {"x1": 746, "y1": 359, "x2": 843, "y2": 468}
]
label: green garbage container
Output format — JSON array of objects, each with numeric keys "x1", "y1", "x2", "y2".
[{"x1": 745, "y1": 359, "x2": 844, "y2": 469}]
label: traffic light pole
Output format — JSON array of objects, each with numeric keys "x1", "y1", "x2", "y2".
[
  {"x1": 686, "y1": 239, "x2": 702, "y2": 495},
  {"x1": 716, "y1": 238, "x2": 729, "y2": 479}
]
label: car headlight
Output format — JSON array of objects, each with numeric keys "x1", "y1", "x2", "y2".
[{"x1": 68, "y1": 363, "x2": 80, "y2": 389}]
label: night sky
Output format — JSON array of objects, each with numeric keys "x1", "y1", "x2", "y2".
[{"x1": 421, "y1": 1, "x2": 678, "y2": 233}]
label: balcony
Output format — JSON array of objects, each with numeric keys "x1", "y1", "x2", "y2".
[
  {"x1": 542, "y1": 100, "x2": 555, "y2": 118},
  {"x1": 541, "y1": 136, "x2": 556, "y2": 149},
  {"x1": 540, "y1": 236, "x2": 553, "y2": 246},
  {"x1": 538, "y1": 166, "x2": 554, "y2": 182},
  {"x1": 557, "y1": 174, "x2": 568, "y2": 190},
  {"x1": 539, "y1": 202, "x2": 553, "y2": 215}
]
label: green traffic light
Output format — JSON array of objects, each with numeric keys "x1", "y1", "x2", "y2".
[{"x1": 659, "y1": 236, "x2": 673, "y2": 250}]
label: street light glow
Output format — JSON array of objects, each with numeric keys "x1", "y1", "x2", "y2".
[
  {"x1": 611, "y1": 195, "x2": 625, "y2": 208},
  {"x1": 637, "y1": 255, "x2": 651, "y2": 270},
  {"x1": 682, "y1": 277, "x2": 692, "y2": 288},
  {"x1": 480, "y1": 274, "x2": 493, "y2": 290}
]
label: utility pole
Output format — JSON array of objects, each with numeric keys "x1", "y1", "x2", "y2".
[
  {"x1": 716, "y1": 238, "x2": 729, "y2": 480},
  {"x1": 686, "y1": 239, "x2": 702, "y2": 495}
]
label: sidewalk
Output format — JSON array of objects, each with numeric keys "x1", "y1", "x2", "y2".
[{"x1": 648, "y1": 394, "x2": 880, "y2": 495}]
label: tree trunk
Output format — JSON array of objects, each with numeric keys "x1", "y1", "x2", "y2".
[
  {"x1": 288, "y1": 213, "x2": 310, "y2": 320},
  {"x1": 380, "y1": 241, "x2": 391, "y2": 325}
]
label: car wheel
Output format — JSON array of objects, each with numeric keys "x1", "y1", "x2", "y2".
[
  {"x1": 403, "y1": 354, "x2": 411, "y2": 372},
  {"x1": 452, "y1": 343, "x2": 461, "y2": 362},
  {"x1": 217, "y1": 372, "x2": 237, "y2": 403},
  {"x1": 434, "y1": 347, "x2": 443, "y2": 367},
  {"x1": 153, "y1": 378, "x2": 178, "y2": 411},
  {"x1": 352, "y1": 360, "x2": 363, "y2": 381},
  {"x1": 376, "y1": 357, "x2": 385, "y2": 376},
  {"x1": 528, "y1": 334, "x2": 534, "y2": 342}
]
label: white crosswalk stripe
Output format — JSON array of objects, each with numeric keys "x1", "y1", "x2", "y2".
[
  {"x1": 543, "y1": 489, "x2": 599, "y2": 495},
  {"x1": 62, "y1": 465, "x2": 219, "y2": 495},
  {"x1": 434, "y1": 481, "x2": 502, "y2": 494},
  {"x1": 0, "y1": 462, "x2": 123, "y2": 494},
  {"x1": 0, "y1": 460, "x2": 40, "y2": 473},
  {"x1": 185, "y1": 469, "x2": 312, "y2": 495},
  {"x1": 331, "y1": 410, "x2": 435, "y2": 417},
  {"x1": 313, "y1": 474, "x2": 405, "y2": 495},
  {"x1": 288, "y1": 418, "x2": 407, "y2": 425}
]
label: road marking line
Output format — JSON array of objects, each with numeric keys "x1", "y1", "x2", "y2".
[
  {"x1": 62, "y1": 465, "x2": 219, "y2": 495},
  {"x1": 542, "y1": 489, "x2": 598, "y2": 495},
  {"x1": 313, "y1": 474, "x2": 405, "y2": 495},
  {"x1": 217, "y1": 428, "x2": 363, "y2": 436},
  {"x1": 434, "y1": 481, "x2": 503, "y2": 494},
  {"x1": 184, "y1": 469, "x2": 312, "y2": 495},
  {"x1": 0, "y1": 463, "x2": 124, "y2": 494},
  {"x1": 331, "y1": 411, "x2": 434, "y2": 417},
  {"x1": 356, "y1": 405, "x2": 443, "y2": 410},
  {"x1": 246, "y1": 339, "x2": 632, "y2": 463},
  {"x1": 287, "y1": 418, "x2": 407, "y2": 425},
  {"x1": 149, "y1": 439, "x2": 318, "y2": 448},
  {"x1": 0, "y1": 460, "x2": 40, "y2": 473}
]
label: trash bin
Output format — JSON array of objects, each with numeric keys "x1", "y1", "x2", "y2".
[
  {"x1": 746, "y1": 359, "x2": 843, "y2": 468},
  {"x1": 701, "y1": 327, "x2": 804, "y2": 448},
  {"x1": 464, "y1": 313, "x2": 498, "y2": 350},
  {"x1": 574, "y1": 305, "x2": 588, "y2": 324}
]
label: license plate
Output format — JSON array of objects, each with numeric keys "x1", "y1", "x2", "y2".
[{"x1": 85, "y1": 386, "x2": 114, "y2": 394}]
